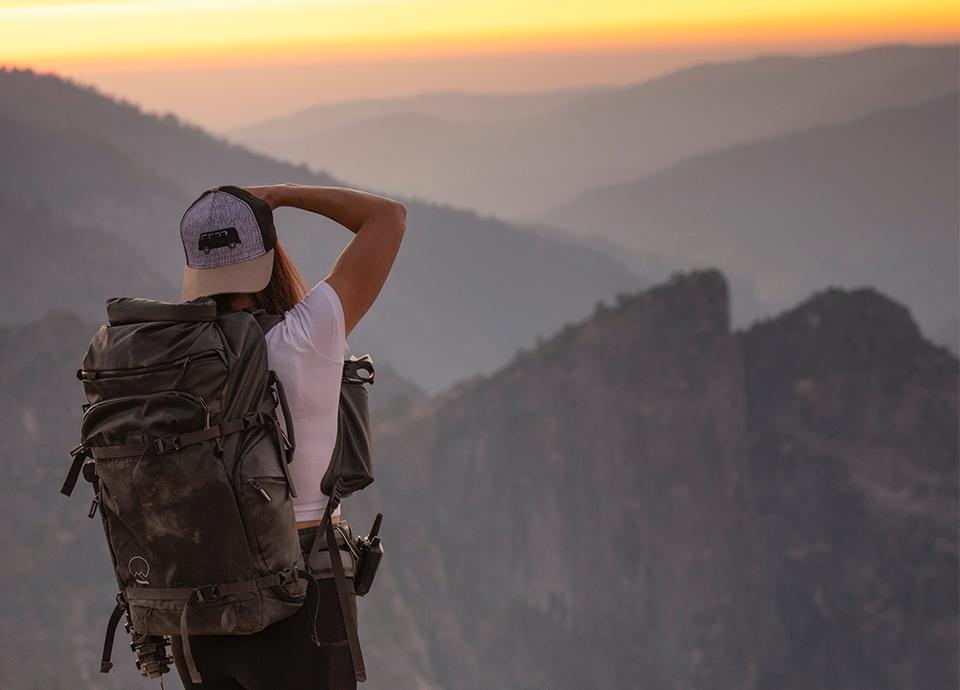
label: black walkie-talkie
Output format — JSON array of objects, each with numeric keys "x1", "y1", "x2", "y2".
[{"x1": 354, "y1": 512, "x2": 384, "y2": 596}]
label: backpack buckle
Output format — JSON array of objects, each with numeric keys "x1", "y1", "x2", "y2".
[
  {"x1": 277, "y1": 568, "x2": 297, "y2": 587},
  {"x1": 194, "y1": 585, "x2": 219, "y2": 603},
  {"x1": 154, "y1": 436, "x2": 181, "y2": 455}
]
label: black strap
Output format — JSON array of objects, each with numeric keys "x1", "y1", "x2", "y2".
[
  {"x1": 179, "y1": 588, "x2": 203, "y2": 684},
  {"x1": 126, "y1": 569, "x2": 297, "y2": 603},
  {"x1": 327, "y1": 514, "x2": 366, "y2": 682},
  {"x1": 307, "y1": 484, "x2": 341, "y2": 567},
  {"x1": 248, "y1": 308, "x2": 283, "y2": 334},
  {"x1": 270, "y1": 370, "x2": 296, "y2": 458},
  {"x1": 296, "y1": 568, "x2": 322, "y2": 646},
  {"x1": 99, "y1": 600, "x2": 125, "y2": 673},
  {"x1": 270, "y1": 415, "x2": 298, "y2": 498},
  {"x1": 60, "y1": 444, "x2": 89, "y2": 496},
  {"x1": 307, "y1": 482, "x2": 366, "y2": 683},
  {"x1": 88, "y1": 411, "x2": 269, "y2": 459}
]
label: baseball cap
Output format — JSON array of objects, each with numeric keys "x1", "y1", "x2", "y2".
[{"x1": 179, "y1": 184, "x2": 277, "y2": 301}]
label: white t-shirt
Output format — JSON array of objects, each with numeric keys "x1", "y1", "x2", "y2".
[{"x1": 263, "y1": 280, "x2": 348, "y2": 522}]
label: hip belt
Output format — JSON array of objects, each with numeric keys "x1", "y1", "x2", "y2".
[{"x1": 298, "y1": 521, "x2": 357, "y2": 579}]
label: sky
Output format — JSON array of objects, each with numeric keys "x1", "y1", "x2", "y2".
[{"x1": 1, "y1": 0, "x2": 957, "y2": 130}]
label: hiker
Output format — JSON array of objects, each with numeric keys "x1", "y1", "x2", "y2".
[{"x1": 169, "y1": 183, "x2": 405, "y2": 689}]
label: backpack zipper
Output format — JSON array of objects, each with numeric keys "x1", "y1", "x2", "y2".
[
  {"x1": 88, "y1": 491, "x2": 101, "y2": 518},
  {"x1": 78, "y1": 350, "x2": 223, "y2": 382},
  {"x1": 245, "y1": 478, "x2": 273, "y2": 502},
  {"x1": 82, "y1": 389, "x2": 210, "y2": 428}
]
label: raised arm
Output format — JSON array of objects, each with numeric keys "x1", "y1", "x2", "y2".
[{"x1": 248, "y1": 183, "x2": 406, "y2": 338}]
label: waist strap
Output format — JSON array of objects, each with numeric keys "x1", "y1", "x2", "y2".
[
  {"x1": 88, "y1": 411, "x2": 270, "y2": 460},
  {"x1": 133, "y1": 568, "x2": 319, "y2": 685}
]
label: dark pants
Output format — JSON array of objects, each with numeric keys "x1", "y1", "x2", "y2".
[{"x1": 171, "y1": 524, "x2": 359, "y2": 690}]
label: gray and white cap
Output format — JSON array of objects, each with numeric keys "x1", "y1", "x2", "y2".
[{"x1": 179, "y1": 185, "x2": 277, "y2": 301}]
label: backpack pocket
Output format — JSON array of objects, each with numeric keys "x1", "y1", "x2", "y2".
[
  {"x1": 96, "y1": 440, "x2": 256, "y2": 594},
  {"x1": 82, "y1": 389, "x2": 210, "y2": 446},
  {"x1": 236, "y1": 429, "x2": 304, "y2": 578},
  {"x1": 84, "y1": 390, "x2": 256, "y2": 591}
]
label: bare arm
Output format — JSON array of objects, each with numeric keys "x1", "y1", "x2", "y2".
[{"x1": 247, "y1": 183, "x2": 406, "y2": 338}]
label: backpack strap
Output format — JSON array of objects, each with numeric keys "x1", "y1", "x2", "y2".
[
  {"x1": 86, "y1": 411, "x2": 272, "y2": 459},
  {"x1": 246, "y1": 307, "x2": 283, "y2": 335},
  {"x1": 307, "y1": 480, "x2": 367, "y2": 683},
  {"x1": 98, "y1": 595, "x2": 126, "y2": 673},
  {"x1": 269, "y1": 370, "x2": 296, "y2": 459},
  {"x1": 326, "y1": 510, "x2": 367, "y2": 682},
  {"x1": 60, "y1": 443, "x2": 90, "y2": 496}
]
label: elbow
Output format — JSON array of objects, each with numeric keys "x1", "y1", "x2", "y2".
[{"x1": 387, "y1": 200, "x2": 407, "y2": 234}]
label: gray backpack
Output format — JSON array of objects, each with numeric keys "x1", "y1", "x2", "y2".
[{"x1": 61, "y1": 296, "x2": 329, "y2": 683}]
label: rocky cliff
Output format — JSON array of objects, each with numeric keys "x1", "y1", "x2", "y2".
[{"x1": 351, "y1": 270, "x2": 958, "y2": 689}]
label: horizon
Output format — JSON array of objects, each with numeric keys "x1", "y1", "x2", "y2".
[
  {"x1": 4, "y1": 40, "x2": 957, "y2": 134},
  {"x1": 1, "y1": 0, "x2": 957, "y2": 130}
]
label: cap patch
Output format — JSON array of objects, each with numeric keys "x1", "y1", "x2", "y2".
[{"x1": 198, "y1": 227, "x2": 241, "y2": 254}]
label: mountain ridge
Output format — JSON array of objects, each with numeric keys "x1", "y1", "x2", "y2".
[
  {"x1": 0, "y1": 66, "x2": 642, "y2": 392},
  {"x1": 228, "y1": 44, "x2": 959, "y2": 218},
  {"x1": 540, "y1": 92, "x2": 959, "y2": 348}
]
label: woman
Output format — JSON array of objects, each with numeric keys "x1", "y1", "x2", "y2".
[{"x1": 169, "y1": 182, "x2": 406, "y2": 689}]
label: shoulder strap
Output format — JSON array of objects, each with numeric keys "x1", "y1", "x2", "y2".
[{"x1": 245, "y1": 307, "x2": 283, "y2": 334}]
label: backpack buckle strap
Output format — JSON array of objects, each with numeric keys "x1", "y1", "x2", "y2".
[
  {"x1": 275, "y1": 567, "x2": 298, "y2": 587},
  {"x1": 240, "y1": 411, "x2": 265, "y2": 430},
  {"x1": 179, "y1": 588, "x2": 207, "y2": 683},
  {"x1": 61, "y1": 443, "x2": 90, "y2": 497},
  {"x1": 153, "y1": 436, "x2": 180, "y2": 454},
  {"x1": 99, "y1": 594, "x2": 127, "y2": 673},
  {"x1": 193, "y1": 584, "x2": 219, "y2": 604}
]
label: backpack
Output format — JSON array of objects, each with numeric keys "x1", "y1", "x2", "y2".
[{"x1": 60, "y1": 296, "x2": 372, "y2": 684}]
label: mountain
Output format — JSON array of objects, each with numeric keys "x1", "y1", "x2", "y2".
[
  {"x1": 0, "y1": 66, "x2": 640, "y2": 392},
  {"x1": 227, "y1": 86, "x2": 607, "y2": 139},
  {"x1": 541, "y1": 93, "x2": 960, "y2": 348},
  {"x1": 1, "y1": 270, "x2": 955, "y2": 688},
  {"x1": 0, "y1": 311, "x2": 128, "y2": 689},
  {"x1": 0, "y1": 194, "x2": 173, "y2": 323},
  {"x1": 226, "y1": 44, "x2": 959, "y2": 219},
  {"x1": 346, "y1": 269, "x2": 958, "y2": 689}
]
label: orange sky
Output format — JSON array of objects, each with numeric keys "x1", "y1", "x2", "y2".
[{"x1": 1, "y1": 0, "x2": 956, "y2": 129}]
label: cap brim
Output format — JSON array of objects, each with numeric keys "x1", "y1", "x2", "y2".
[{"x1": 180, "y1": 248, "x2": 275, "y2": 302}]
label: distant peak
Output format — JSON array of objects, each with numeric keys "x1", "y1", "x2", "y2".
[
  {"x1": 758, "y1": 285, "x2": 920, "y2": 338},
  {"x1": 740, "y1": 285, "x2": 935, "y2": 372},
  {"x1": 603, "y1": 268, "x2": 730, "y2": 329},
  {"x1": 507, "y1": 268, "x2": 731, "y2": 369}
]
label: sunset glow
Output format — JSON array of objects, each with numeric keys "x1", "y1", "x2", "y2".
[{"x1": 2, "y1": 0, "x2": 957, "y2": 73}]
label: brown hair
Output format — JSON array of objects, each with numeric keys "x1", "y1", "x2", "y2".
[{"x1": 214, "y1": 241, "x2": 308, "y2": 314}]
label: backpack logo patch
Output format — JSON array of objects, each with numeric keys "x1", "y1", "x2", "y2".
[
  {"x1": 128, "y1": 556, "x2": 151, "y2": 584},
  {"x1": 198, "y1": 227, "x2": 241, "y2": 254}
]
